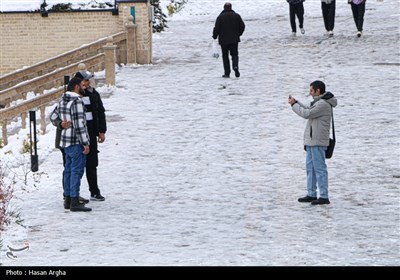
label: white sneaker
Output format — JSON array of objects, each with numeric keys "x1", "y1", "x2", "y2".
[
  {"x1": 357, "y1": 31, "x2": 362, "y2": 37},
  {"x1": 300, "y1": 28, "x2": 305, "y2": 34},
  {"x1": 328, "y1": 30, "x2": 334, "y2": 37},
  {"x1": 291, "y1": 32, "x2": 296, "y2": 37}
]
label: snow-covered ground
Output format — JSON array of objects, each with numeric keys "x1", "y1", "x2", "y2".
[
  {"x1": 0, "y1": 0, "x2": 114, "y2": 12},
  {"x1": 0, "y1": 0, "x2": 399, "y2": 266}
]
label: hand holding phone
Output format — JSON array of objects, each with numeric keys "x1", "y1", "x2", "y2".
[{"x1": 288, "y1": 95, "x2": 297, "y2": 105}]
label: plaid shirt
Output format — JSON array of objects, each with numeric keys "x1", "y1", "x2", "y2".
[{"x1": 51, "y1": 91, "x2": 90, "y2": 148}]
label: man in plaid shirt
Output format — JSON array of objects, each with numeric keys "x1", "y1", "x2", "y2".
[{"x1": 54, "y1": 77, "x2": 91, "y2": 212}]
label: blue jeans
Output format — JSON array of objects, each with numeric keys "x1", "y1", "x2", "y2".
[
  {"x1": 63, "y1": 144, "x2": 86, "y2": 198},
  {"x1": 306, "y1": 146, "x2": 329, "y2": 199}
]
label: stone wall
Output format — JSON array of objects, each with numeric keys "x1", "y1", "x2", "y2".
[
  {"x1": 0, "y1": 0, "x2": 152, "y2": 76},
  {"x1": 119, "y1": 2, "x2": 153, "y2": 64}
]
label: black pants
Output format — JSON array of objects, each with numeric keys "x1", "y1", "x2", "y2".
[
  {"x1": 321, "y1": 0, "x2": 336, "y2": 31},
  {"x1": 60, "y1": 131, "x2": 100, "y2": 196},
  {"x1": 86, "y1": 129, "x2": 100, "y2": 196},
  {"x1": 61, "y1": 148, "x2": 66, "y2": 195},
  {"x1": 221, "y1": 43, "x2": 239, "y2": 76},
  {"x1": 351, "y1": 2, "x2": 365, "y2": 32},
  {"x1": 289, "y1": 3, "x2": 304, "y2": 33}
]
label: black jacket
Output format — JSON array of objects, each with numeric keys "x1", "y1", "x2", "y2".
[
  {"x1": 213, "y1": 9, "x2": 245, "y2": 45},
  {"x1": 83, "y1": 87, "x2": 107, "y2": 136}
]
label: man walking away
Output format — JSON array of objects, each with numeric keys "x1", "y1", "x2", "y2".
[{"x1": 213, "y1": 2, "x2": 245, "y2": 78}]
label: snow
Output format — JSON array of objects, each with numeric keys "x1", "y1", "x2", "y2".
[
  {"x1": 0, "y1": 0, "x2": 114, "y2": 12},
  {"x1": 0, "y1": 0, "x2": 399, "y2": 266}
]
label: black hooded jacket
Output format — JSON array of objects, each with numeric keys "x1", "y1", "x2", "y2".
[{"x1": 83, "y1": 87, "x2": 107, "y2": 136}]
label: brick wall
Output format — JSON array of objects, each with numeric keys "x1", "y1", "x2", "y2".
[{"x1": 0, "y1": 1, "x2": 152, "y2": 76}]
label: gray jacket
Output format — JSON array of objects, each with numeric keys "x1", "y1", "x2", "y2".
[{"x1": 292, "y1": 92, "x2": 337, "y2": 147}]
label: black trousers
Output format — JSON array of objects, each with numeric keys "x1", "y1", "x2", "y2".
[
  {"x1": 61, "y1": 148, "x2": 66, "y2": 196},
  {"x1": 86, "y1": 129, "x2": 100, "y2": 196},
  {"x1": 321, "y1": 0, "x2": 336, "y2": 31},
  {"x1": 289, "y1": 3, "x2": 304, "y2": 32},
  {"x1": 351, "y1": 2, "x2": 366, "y2": 32},
  {"x1": 61, "y1": 130, "x2": 100, "y2": 196},
  {"x1": 220, "y1": 43, "x2": 239, "y2": 76}
]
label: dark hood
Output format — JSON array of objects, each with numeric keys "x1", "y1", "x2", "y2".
[
  {"x1": 311, "y1": 91, "x2": 337, "y2": 107},
  {"x1": 321, "y1": 91, "x2": 337, "y2": 107}
]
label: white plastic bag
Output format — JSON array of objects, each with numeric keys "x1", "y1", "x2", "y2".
[{"x1": 212, "y1": 39, "x2": 219, "y2": 59}]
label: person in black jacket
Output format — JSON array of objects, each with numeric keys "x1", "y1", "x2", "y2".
[
  {"x1": 212, "y1": 2, "x2": 245, "y2": 78},
  {"x1": 74, "y1": 71, "x2": 107, "y2": 201}
]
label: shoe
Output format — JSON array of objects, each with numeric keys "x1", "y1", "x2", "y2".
[
  {"x1": 300, "y1": 28, "x2": 305, "y2": 34},
  {"x1": 91, "y1": 193, "x2": 105, "y2": 201},
  {"x1": 79, "y1": 196, "x2": 89, "y2": 204},
  {"x1": 64, "y1": 196, "x2": 88, "y2": 209},
  {"x1": 328, "y1": 30, "x2": 334, "y2": 37},
  {"x1": 233, "y1": 68, "x2": 240, "y2": 78},
  {"x1": 357, "y1": 31, "x2": 362, "y2": 38},
  {"x1": 311, "y1": 198, "x2": 330, "y2": 205},
  {"x1": 291, "y1": 32, "x2": 296, "y2": 37},
  {"x1": 298, "y1": 196, "x2": 318, "y2": 203},
  {"x1": 70, "y1": 197, "x2": 92, "y2": 212},
  {"x1": 222, "y1": 74, "x2": 230, "y2": 78}
]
